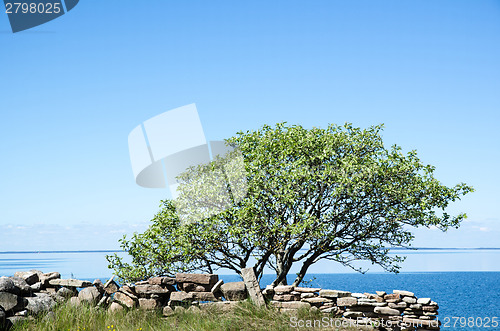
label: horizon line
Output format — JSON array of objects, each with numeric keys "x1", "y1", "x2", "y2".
[{"x1": 1, "y1": 247, "x2": 500, "y2": 254}]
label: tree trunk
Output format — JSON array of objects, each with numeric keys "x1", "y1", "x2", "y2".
[
  {"x1": 271, "y1": 252, "x2": 289, "y2": 286},
  {"x1": 292, "y1": 252, "x2": 321, "y2": 287}
]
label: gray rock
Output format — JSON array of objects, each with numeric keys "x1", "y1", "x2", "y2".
[
  {"x1": 337, "y1": 297, "x2": 358, "y2": 307},
  {"x1": 26, "y1": 293, "x2": 56, "y2": 315},
  {"x1": 0, "y1": 292, "x2": 26, "y2": 313},
  {"x1": 174, "y1": 306, "x2": 186, "y2": 313},
  {"x1": 49, "y1": 279, "x2": 92, "y2": 287},
  {"x1": 191, "y1": 292, "x2": 218, "y2": 302},
  {"x1": 104, "y1": 280, "x2": 120, "y2": 295},
  {"x1": 169, "y1": 291, "x2": 194, "y2": 302},
  {"x1": 271, "y1": 301, "x2": 311, "y2": 309},
  {"x1": 274, "y1": 285, "x2": 294, "y2": 294},
  {"x1": 301, "y1": 297, "x2": 333, "y2": 304},
  {"x1": 374, "y1": 306, "x2": 402, "y2": 316},
  {"x1": 175, "y1": 273, "x2": 218, "y2": 285},
  {"x1": 388, "y1": 302, "x2": 407, "y2": 309},
  {"x1": 93, "y1": 279, "x2": 104, "y2": 293},
  {"x1": 294, "y1": 287, "x2": 321, "y2": 293},
  {"x1": 402, "y1": 296, "x2": 417, "y2": 304},
  {"x1": 417, "y1": 297, "x2": 431, "y2": 305},
  {"x1": 220, "y1": 282, "x2": 247, "y2": 301},
  {"x1": 78, "y1": 287, "x2": 102, "y2": 305},
  {"x1": 30, "y1": 282, "x2": 42, "y2": 292},
  {"x1": 135, "y1": 284, "x2": 172, "y2": 296},
  {"x1": 120, "y1": 286, "x2": 137, "y2": 299},
  {"x1": 320, "y1": 306, "x2": 338, "y2": 314},
  {"x1": 0, "y1": 306, "x2": 5, "y2": 330},
  {"x1": 57, "y1": 287, "x2": 77, "y2": 298},
  {"x1": 108, "y1": 302, "x2": 124, "y2": 312},
  {"x1": 241, "y1": 267, "x2": 265, "y2": 307},
  {"x1": 376, "y1": 291, "x2": 386, "y2": 296},
  {"x1": 39, "y1": 272, "x2": 60, "y2": 286},
  {"x1": 393, "y1": 290, "x2": 414, "y2": 297},
  {"x1": 351, "y1": 292, "x2": 367, "y2": 298},
  {"x1": 179, "y1": 282, "x2": 211, "y2": 292},
  {"x1": 319, "y1": 289, "x2": 351, "y2": 298},
  {"x1": 149, "y1": 277, "x2": 176, "y2": 286},
  {"x1": 188, "y1": 305, "x2": 201, "y2": 313},
  {"x1": 163, "y1": 306, "x2": 175, "y2": 316},
  {"x1": 138, "y1": 298, "x2": 161, "y2": 309},
  {"x1": 13, "y1": 271, "x2": 39, "y2": 285},
  {"x1": 53, "y1": 295, "x2": 66, "y2": 304},
  {"x1": 8, "y1": 277, "x2": 32, "y2": 296},
  {"x1": 300, "y1": 292, "x2": 315, "y2": 299},
  {"x1": 0, "y1": 277, "x2": 17, "y2": 294},
  {"x1": 113, "y1": 291, "x2": 137, "y2": 308},
  {"x1": 273, "y1": 294, "x2": 296, "y2": 301}
]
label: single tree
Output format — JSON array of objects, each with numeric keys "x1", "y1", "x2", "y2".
[{"x1": 108, "y1": 123, "x2": 473, "y2": 286}]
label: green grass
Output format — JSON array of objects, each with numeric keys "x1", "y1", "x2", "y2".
[{"x1": 12, "y1": 301, "x2": 363, "y2": 331}]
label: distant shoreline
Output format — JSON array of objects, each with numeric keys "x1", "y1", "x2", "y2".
[{"x1": 1, "y1": 247, "x2": 500, "y2": 254}]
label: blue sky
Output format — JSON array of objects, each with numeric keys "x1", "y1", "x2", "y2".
[{"x1": 0, "y1": 1, "x2": 499, "y2": 252}]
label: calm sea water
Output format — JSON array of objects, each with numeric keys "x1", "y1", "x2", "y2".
[{"x1": 1, "y1": 250, "x2": 499, "y2": 330}]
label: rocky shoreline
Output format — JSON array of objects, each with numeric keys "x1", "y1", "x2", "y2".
[{"x1": 0, "y1": 268, "x2": 439, "y2": 330}]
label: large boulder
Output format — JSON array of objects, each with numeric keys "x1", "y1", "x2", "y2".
[
  {"x1": 78, "y1": 287, "x2": 102, "y2": 305},
  {"x1": 175, "y1": 273, "x2": 218, "y2": 285},
  {"x1": 319, "y1": 290, "x2": 351, "y2": 298},
  {"x1": 374, "y1": 306, "x2": 402, "y2": 316},
  {"x1": 0, "y1": 292, "x2": 27, "y2": 313},
  {"x1": 108, "y1": 302, "x2": 124, "y2": 313},
  {"x1": 8, "y1": 277, "x2": 32, "y2": 296},
  {"x1": 134, "y1": 284, "x2": 172, "y2": 297},
  {"x1": 138, "y1": 298, "x2": 161, "y2": 310},
  {"x1": 57, "y1": 287, "x2": 78, "y2": 299},
  {"x1": 241, "y1": 268, "x2": 265, "y2": 307},
  {"x1": 337, "y1": 297, "x2": 358, "y2": 307},
  {"x1": 49, "y1": 279, "x2": 91, "y2": 288},
  {"x1": 149, "y1": 277, "x2": 176, "y2": 286},
  {"x1": 0, "y1": 277, "x2": 17, "y2": 294},
  {"x1": 271, "y1": 301, "x2": 311, "y2": 309},
  {"x1": 190, "y1": 292, "x2": 218, "y2": 302},
  {"x1": 220, "y1": 282, "x2": 247, "y2": 301},
  {"x1": 113, "y1": 291, "x2": 137, "y2": 308},
  {"x1": 13, "y1": 271, "x2": 40, "y2": 285},
  {"x1": 178, "y1": 282, "x2": 211, "y2": 292},
  {"x1": 169, "y1": 291, "x2": 193, "y2": 302},
  {"x1": 39, "y1": 272, "x2": 60, "y2": 286},
  {"x1": 103, "y1": 278, "x2": 120, "y2": 295},
  {"x1": 0, "y1": 306, "x2": 5, "y2": 331},
  {"x1": 26, "y1": 293, "x2": 56, "y2": 316}
]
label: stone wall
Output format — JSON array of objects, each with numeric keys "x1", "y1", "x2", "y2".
[{"x1": 0, "y1": 269, "x2": 440, "y2": 331}]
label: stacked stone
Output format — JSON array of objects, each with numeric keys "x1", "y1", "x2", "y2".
[
  {"x1": 1, "y1": 270, "x2": 442, "y2": 331},
  {"x1": 0, "y1": 269, "x2": 106, "y2": 330},
  {"x1": 169, "y1": 273, "x2": 219, "y2": 307},
  {"x1": 400, "y1": 294, "x2": 440, "y2": 330},
  {"x1": 266, "y1": 285, "x2": 309, "y2": 312},
  {"x1": 108, "y1": 276, "x2": 173, "y2": 311}
]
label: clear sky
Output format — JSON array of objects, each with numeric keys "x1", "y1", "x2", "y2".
[{"x1": 1, "y1": 0, "x2": 499, "y2": 252}]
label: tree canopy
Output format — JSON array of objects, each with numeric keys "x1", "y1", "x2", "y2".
[{"x1": 107, "y1": 123, "x2": 473, "y2": 286}]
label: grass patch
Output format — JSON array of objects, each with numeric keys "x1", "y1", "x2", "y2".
[{"x1": 12, "y1": 300, "x2": 362, "y2": 331}]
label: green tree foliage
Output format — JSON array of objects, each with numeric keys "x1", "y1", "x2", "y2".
[{"x1": 107, "y1": 123, "x2": 473, "y2": 285}]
